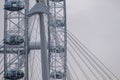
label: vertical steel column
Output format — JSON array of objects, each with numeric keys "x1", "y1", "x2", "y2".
[
  {"x1": 39, "y1": 13, "x2": 49, "y2": 80},
  {"x1": 4, "y1": 1, "x2": 8, "y2": 80},
  {"x1": 63, "y1": 0, "x2": 67, "y2": 79},
  {"x1": 24, "y1": 0, "x2": 29, "y2": 80}
]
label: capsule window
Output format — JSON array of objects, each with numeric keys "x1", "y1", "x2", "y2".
[{"x1": 4, "y1": 1, "x2": 24, "y2": 11}]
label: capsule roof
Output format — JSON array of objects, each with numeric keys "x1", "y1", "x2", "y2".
[{"x1": 4, "y1": 1, "x2": 24, "y2": 11}]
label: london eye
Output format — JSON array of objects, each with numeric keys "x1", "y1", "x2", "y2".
[{"x1": 0, "y1": 0, "x2": 119, "y2": 80}]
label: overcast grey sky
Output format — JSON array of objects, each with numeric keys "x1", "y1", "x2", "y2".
[
  {"x1": 67, "y1": 0, "x2": 120, "y2": 79},
  {"x1": 0, "y1": 0, "x2": 120, "y2": 79}
]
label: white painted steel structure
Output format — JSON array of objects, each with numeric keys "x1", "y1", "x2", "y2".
[
  {"x1": 3, "y1": 0, "x2": 67, "y2": 80},
  {"x1": 1, "y1": 0, "x2": 119, "y2": 80},
  {"x1": 47, "y1": 0, "x2": 67, "y2": 80},
  {"x1": 4, "y1": 0, "x2": 29, "y2": 80}
]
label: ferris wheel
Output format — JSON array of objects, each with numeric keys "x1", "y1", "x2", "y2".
[
  {"x1": 1, "y1": 0, "x2": 119, "y2": 80},
  {"x1": 2, "y1": 0, "x2": 67, "y2": 80}
]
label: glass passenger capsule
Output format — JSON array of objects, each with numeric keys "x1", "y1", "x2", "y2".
[
  {"x1": 50, "y1": 45, "x2": 65, "y2": 53},
  {"x1": 51, "y1": 71, "x2": 64, "y2": 79},
  {"x1": 51, "y1": 0, "x2": 63, "y2": 2},
  {"x1": 56, "y1": 19, "x2": 64, "y2": 27},
  {"x1": 4, "y1": 35, "x2": 24, "y2": 45},
  {"x1": 4, "y1": 69, "x2": 24, "y2": 79},
  {"x1": 4, "y1": 1, "x2": 24, "y2": 11}
]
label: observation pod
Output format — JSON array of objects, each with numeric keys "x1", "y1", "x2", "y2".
[
  {"x1": 4, "y1": 35, "x2": 24, "y2": 45},
  {"x1": 56, "y1": 19, "x2": 64, "y2": 27},
  {"x1": 49, "y1": 19, "x2": 64, "y2": 27},
  {"x1": 50, "y1": 0, "x2": 64, "y2": 2},
  {"x1": 4, "y1": 69, "x2": 24, "y2": 79},
  {"x1": 4, "y1": 1, "x2": 24, "y2": 11},
  {"x1": 19, "y1": 50, "x2": 25, "y2": 55},
  {"x1": 50, "y1": 46, "x2": 65, "y2": 53},
  {"x1": 51, "y1": 71, "x2": 64, "y2": 79}
]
